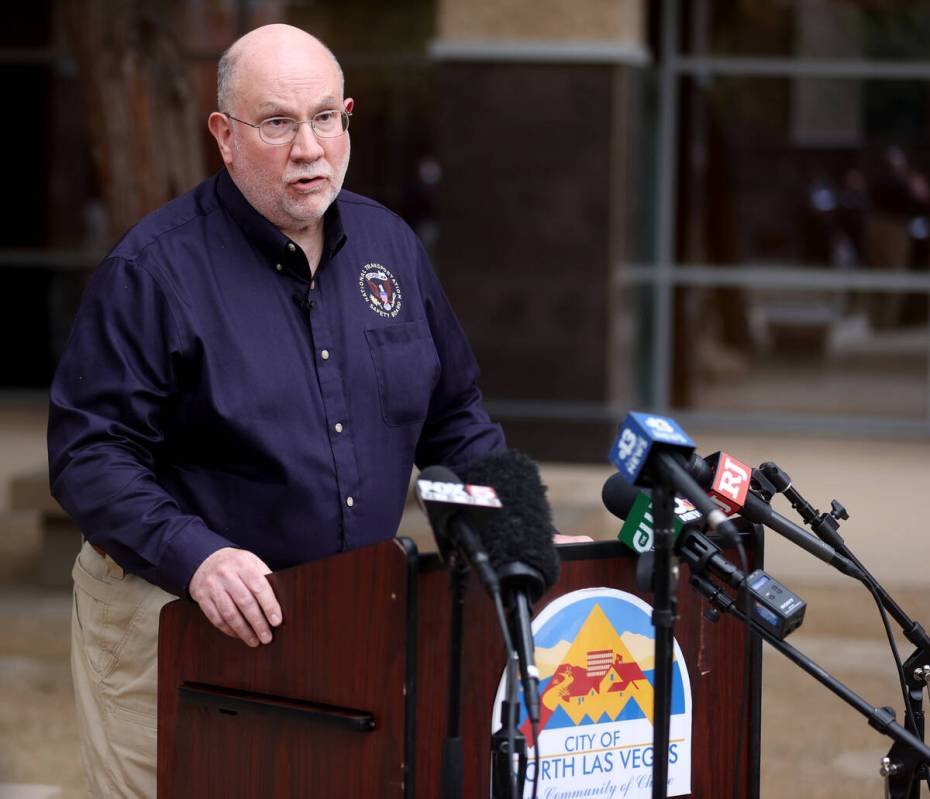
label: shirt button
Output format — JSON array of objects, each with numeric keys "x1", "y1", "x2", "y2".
[
  {"x1": 275, "y1": 263, "x2": 283, "y2": 272},
  {"x1": 287, "y1": 242, "x2": 296, "y2": 252},
  {"x1": 321, "y1": 349, "x2": 330, "y2": 360},
  {"x1": 346, "y1": 496, "x2": 354, "y2": 508},
  {"x1": 334, "y1": 422, "x2": 344, "y2": 433}
]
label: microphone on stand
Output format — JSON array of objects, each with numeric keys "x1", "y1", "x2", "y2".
[
  {"x1": 416, "y1": 464, "x2": 503, "y2": 596},
  {"x1": 685, "y1": 452, "x2": 864, "y2": 579},
  {"x1": 609, "y1": 413, "x2": 742, "y2": 546},
  {"x1": 416, "y1": 464, "x2": 507, "y2": 799},
  {"x1": 602, "y1": 474, "x2": 807, "y2": 640},
  {"x1": 463, "y1": 449, "x2": 560, "y2": 727}
]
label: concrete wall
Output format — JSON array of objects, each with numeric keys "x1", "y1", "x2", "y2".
[
  {"x1": 429, "y1": 0, "x2": 650, "y2": 460},
  {"x1": 437, "y1": 0, "x2": 644, "y2": 42}
]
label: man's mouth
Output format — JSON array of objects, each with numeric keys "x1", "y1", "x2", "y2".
[{"x1": 290, "y1": 175, "x2": 326, "y2": 190}]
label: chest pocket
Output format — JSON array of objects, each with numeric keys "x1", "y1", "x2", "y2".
[{"x1": 365, "y1": 320, "x2": 441, "y2": 426}]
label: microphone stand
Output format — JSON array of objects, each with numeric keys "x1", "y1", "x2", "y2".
[
  {"x1": 649, "y1": 481, "x2": 679, "y2": 799},
  {"x1": 689, "y1": 570, "x2": 930, "y2": 790},
  {"x1": 759, "y1": 464, "x2": 930, "y2": 796},
  {"x1": 442, "y1": 554, "x2": 469, "y2": 799},
  {"x1": 853, "y1": 583, "x2": 930, "y2": 798},
  {"x1": 491, "y1": 685, "x2": 526, "y2": 799},
  {"x1": 491, "y1": 617, "x2": 525, "y2": 799}
]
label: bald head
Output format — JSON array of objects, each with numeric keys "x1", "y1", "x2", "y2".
[
  {"x1": 207, "y1": 23, "x2": 353, "y2": 246},
  {"x1": 217, "y1": 24, "x2": 343, "y2": 112}
]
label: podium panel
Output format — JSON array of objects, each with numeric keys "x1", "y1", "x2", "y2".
[
  {"x1": 413, "y1": 538, "x2": 761, "y2": 798},
  {"x1": 158, "y1": 535, "x2": 761, "y2": 798},
  {"x1": 158, "y1": 538, "x2": 416, "y2": 798}
]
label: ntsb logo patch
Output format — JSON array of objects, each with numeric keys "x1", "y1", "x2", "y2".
[{"x1": 359, "y1": 264, "x2": 403, "y2": 318}]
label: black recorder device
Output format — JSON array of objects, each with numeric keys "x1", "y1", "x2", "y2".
[{"x1": 746, "y1": 569, "x2": 806, "y2": 639}]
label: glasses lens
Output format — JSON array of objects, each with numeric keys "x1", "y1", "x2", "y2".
[
  {"x1": 259, "y1": 118, "x2": 298, "y2": 143},
  {"x1": 313, "y1": 110, "x2": 348, "y2": 138}
]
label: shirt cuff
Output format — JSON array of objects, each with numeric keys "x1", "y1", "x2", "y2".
[{"x1": 155, "y1": 520, "x2": 238, "y2": 598}]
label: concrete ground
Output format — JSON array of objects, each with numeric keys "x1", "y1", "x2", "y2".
[{"x1": 1, "y1": 406, "x2": 929, "y2": 797}]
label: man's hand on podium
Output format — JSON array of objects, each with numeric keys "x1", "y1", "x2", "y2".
[
  {"x1": 552, "y1": 533, "x2": 594, "y2": 544},
  {"x1": 189, "y1": 547, "x2": 283, "y2": 647}
]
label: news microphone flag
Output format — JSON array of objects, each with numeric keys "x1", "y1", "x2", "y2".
[
  {"x1": 415, "y1": 479, "x2": 502, "y2": 509},
  {"x1": 415, "y1": 468, "x2": 504, "y2": 594},
  {"x1": 704, "y1": 451, "x2": 752, "y2": 516},
  {"x1": 618, "y1": 491, "x2": 701, "y2": 554},
  {"x1": 609, "y1": 412, "x2": 696, "y2": 485}
]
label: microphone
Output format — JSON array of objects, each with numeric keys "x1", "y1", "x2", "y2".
[
  {"x1": 609, "y1": 412, "x2": 742, "y2": 545},
  {"x1": 602, "y1": 474, "x2": 807, "y2": 639},
  {"x1": 463, "y1": 450, "x2": 561, "y2": 726},
  {"x1": 686, "y1": 452, "x2": 864, "y2": 579},
  {"x1": 603, "y1": 474, "x2": 700, "y2": 554},
  {"x1": 416, "y1": 464, "x2": 502, "y2": 596},
  {"x1": 603, "y1": 474, "x2": 744, "y2": 588},
  {"x1": 703, "y1": 450, "x2": 752, "y2": 516}
]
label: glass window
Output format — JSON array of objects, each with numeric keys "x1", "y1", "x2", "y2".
[
  {"x1": 673, "y1": 289, "x2": 928, "y2": 418},
  {"x1": 685, "y1": 0, "x2": 930, "y2": 62},
  {"x1": 678, "y1": 75, "x2": 930, "y2": 273}
]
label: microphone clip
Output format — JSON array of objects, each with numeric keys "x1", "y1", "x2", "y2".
[
  {"x1": 750, "y1": 469, "x2": 778, "y2": 503},
  {"x1": 496, "y1": 561, "x2": 545, "y2": 605}
]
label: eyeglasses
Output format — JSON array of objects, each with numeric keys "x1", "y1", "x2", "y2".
[{"x1": 224, "y1": 110, "x2": 351, "y2": 145}]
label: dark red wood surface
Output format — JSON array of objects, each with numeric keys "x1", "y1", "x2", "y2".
[
  {"x1": 157, "y1": 538, "x2": 411, "y2": 798},
  {"x1": 158, "y1": 537, "x2": 760, "y2": 797},
  {"x1": 413, "y1": 540, "x2": 760, "y2": 798}
]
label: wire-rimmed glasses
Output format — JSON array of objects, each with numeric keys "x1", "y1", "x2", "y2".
[{"x1": 224, "y1": 110, "x2": 351, "y2": 144}]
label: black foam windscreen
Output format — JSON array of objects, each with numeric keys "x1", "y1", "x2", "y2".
[
  {"x1": 461, "y1": 449, "x2": 560, "y2": 593},
  {"x1": 601, "y1": 472, "x2": 644, "y2": 521}
]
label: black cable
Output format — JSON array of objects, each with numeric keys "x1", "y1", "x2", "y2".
[
  {"x1": 530, "y1": 717, "x2": 540, "y2": 799},
  {"x1": 797, "y1": 517, "x2": 918, "y2": 736},
  {"x1": 861, "y1": 572, "x2": 918, "y2": 736},
  {"x1": 493, "y1": 590, "x2": 520, "y2": 799},
  {"x1": 731, "y1": 537, "x2": 752, "y2": 799},
  {"x1": 765, "y1": 474, "x2": 922, "y2": 737},
  {"x1": 846, "y1": 549, "x2": 921, "y2": 737}
]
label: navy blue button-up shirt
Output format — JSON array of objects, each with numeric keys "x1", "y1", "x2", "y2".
[{"x1": 48, "y1": 169, "x2": 504, "y2": 596}]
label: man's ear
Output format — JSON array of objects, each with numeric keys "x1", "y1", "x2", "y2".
[
  {"x1": 344, "y1": 97, "x2": 355, "y2": 114},
  {"x1": 208, "y1": 112, "x2": 235, "y2": 167}
]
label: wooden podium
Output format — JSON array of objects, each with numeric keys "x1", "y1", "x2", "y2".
[{"x1": 158, "y1": 536, "x2": 762, "y2": 797}]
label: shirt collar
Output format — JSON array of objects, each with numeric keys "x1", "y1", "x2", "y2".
[{"x1": 216, "y1": 168, "x2": 348, "y2": 278}]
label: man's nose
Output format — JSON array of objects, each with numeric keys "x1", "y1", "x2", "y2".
[{"x1": 290, "y1": 121, "x2": 325, "y2": 160}]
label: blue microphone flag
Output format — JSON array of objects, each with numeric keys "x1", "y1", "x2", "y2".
[{"x1": 608, "y1": 412, "x2": 696, "y2": 484}]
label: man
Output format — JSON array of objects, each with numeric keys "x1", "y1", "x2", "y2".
[{"x1": 48, "y1": 24, "x2": 505, "y2": 796}]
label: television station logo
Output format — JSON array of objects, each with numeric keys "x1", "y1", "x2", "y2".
[
  {"x1": 610, "y1": 413, "x2": 695, "y2": 484},
  {"x1": 707, "y1": 451, "x2": 752, "y2": 516},
  {"x1": 491, "y1": 589, "x2": 693, "y2": 798}
]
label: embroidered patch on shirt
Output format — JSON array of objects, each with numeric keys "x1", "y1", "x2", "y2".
[{"x1": 359, "y1": 264, "x2": 403, "y2": 318}]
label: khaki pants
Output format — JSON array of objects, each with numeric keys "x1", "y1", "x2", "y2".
[{"x1": 71, "y1": 540, "x2": 175, "y2": 797}]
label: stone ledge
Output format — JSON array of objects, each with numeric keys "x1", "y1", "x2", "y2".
[
  {"x1": 0, "y1": 512, "x2": 42, "y2": 582},
  {"x1": 9, "y1": 470, "x2": 63, "y2": 517}
]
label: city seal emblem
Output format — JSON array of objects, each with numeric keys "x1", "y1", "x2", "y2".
[
  {"x1": 490, "y1": 587, "x2": 693, "y2": 798},
  {"x1": 359, "y1": 263, "x2": 403, "y2": 318}
]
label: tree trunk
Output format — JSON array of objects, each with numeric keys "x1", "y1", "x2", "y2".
[{"x1": 60, "y1": 0, "x2": 206, "y2": 240}]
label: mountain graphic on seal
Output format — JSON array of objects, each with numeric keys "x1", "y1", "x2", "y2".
[{"x1": 522, "y1": 603, "x2": 658, "y2": 738}]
